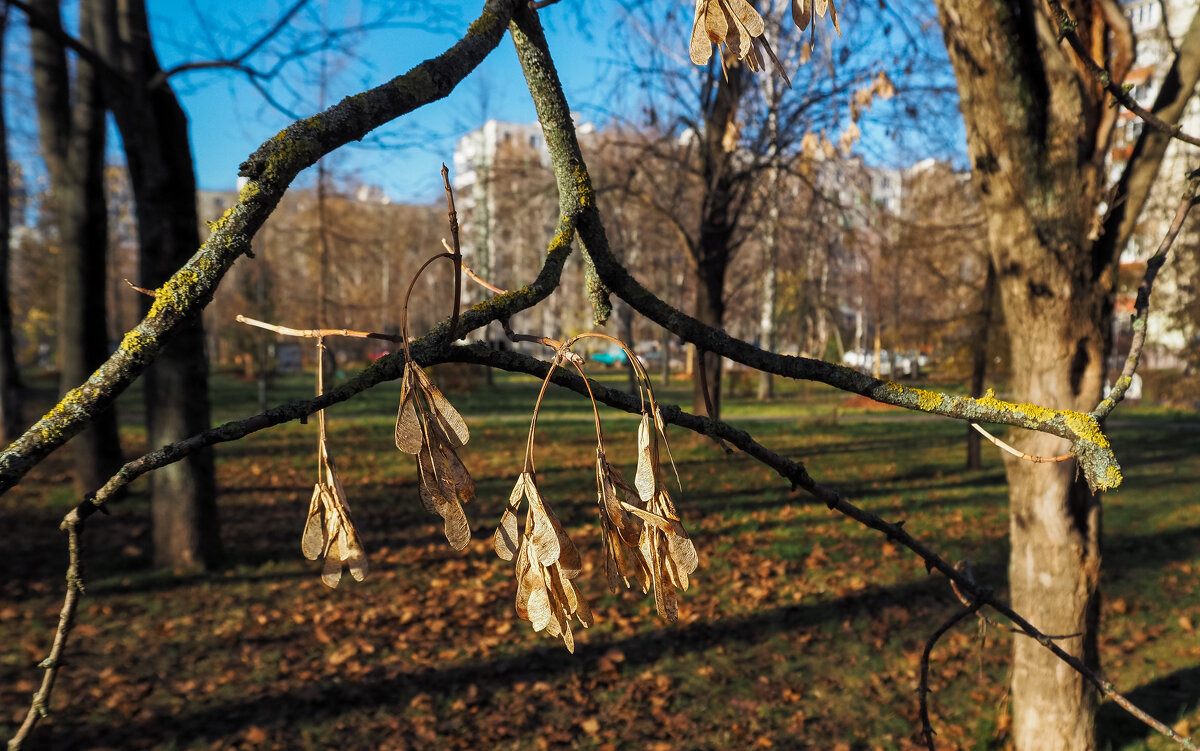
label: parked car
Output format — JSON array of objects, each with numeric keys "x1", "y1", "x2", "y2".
[
  {"x1": 841, "y1": 349, "x2": 916, "y2": 378},
  {"x1": 590, "y1": 348, "x2": 628, "y2": 366}
]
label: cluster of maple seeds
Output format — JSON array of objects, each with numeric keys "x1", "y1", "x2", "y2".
[
  {"x1": 297, "y1": 332, "x2": 699, "y2": 652},
  {"x1": 394, "y1": 360, "x2": 473, "y2": 550},
  {"x1": 690, "y1": 0, "x2": 840, "y2": 83},
  {"x1": 300, "y1": 341, "x2": 369, "y2": 588},
  {"x1": 492, "y1": 339, "x2": 698, "y2": 651}
]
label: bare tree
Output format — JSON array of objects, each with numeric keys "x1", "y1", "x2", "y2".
[{"x1": 87, "y1": 0, "x2": 220, "y2": 568}]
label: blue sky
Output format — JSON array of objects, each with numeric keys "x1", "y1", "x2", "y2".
[
  {"x1": 2, "y1": 1, "x2": 963, "y2": 207},
  {"x1": 147, "y1": 0, "x2": 626, "y2": 203}
]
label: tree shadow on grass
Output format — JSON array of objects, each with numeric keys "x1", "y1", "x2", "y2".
[
  {"x1": 36, "y1": 575, "x2": 963, "y2": 749},
  {"x1": 1096, "y1": 665, "x2": 1200, "y2": 750}
]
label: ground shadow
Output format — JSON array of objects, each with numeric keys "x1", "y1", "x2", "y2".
[{"x1": 1096, "y1": 665, "x2": 1200, "y2": 749}]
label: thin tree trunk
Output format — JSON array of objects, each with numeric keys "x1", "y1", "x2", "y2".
[
  {"x1": 693, "y1": 267, "x2": 725, "y2": 418},
  {"x1": 691, "y1": 60, "x2": 746, "y2": 420},
  {"x1": 757, "y1": 64, "x2": 782, "y2": 401},
  {"x1": 92, "y1": 0, "x2": 219, "y2": 568},
  {"x1": 965, "y1": 259, "x2": 996, "y2": 470},
  {"x1": 31, "y1": 0, "x2": 123, "y2": 494},
  {"x1": 0, "y1": 6, "x2": 24, "y2": 444}
]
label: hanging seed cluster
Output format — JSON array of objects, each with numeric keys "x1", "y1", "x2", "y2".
[
  {"x1": 395, "y1": 361, "x2": 474, "y2": 550},
  {"x1": 302, "y1": 436, "x2": 369, "y2": 588},
  {"x1": 490, "y1": 339, "x2": 700, "y2": 651},
  {"x1": 292, "y1": 175, "x2": 696, "y2": 650},
  {"x1": 495, "y1": 472, "x2": 593, "y2": 652}
]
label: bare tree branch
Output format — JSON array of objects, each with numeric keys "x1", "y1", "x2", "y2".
[
  {"x1": 919, "y1": 602, "x2": 983, "y2": 750},
  {"x1": 7, "y1": 520, "x2": 84, "y2": 750},
  {"x1": 1046, "y1": 0, "x2": 1200, "y2": 147},
  {"x1": 149, "y1": 0, "x2": 310, "y2": 88},
  {"x1": 1094, "y1": 176, "x2": 1200, "y2": 418}
]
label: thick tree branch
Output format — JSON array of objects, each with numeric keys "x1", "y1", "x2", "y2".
[
  {"x1": 0, "y1": 0, "x2": 521, "y2": 496},
  {"x1": 508, "y1": 3, "x2": 611, "y2": 324}
]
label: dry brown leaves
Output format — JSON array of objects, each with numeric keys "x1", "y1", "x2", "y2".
[
  {"x1": 792, "y1": 0, "x2": 839, "y2": 34},
  {"x1": 494, "y1": 472, "x2": 593, "y2": 652},
  {"x1": 625, "y1": 410, "x2": 698, "y2": 621},
  {"x1": 302, "y1": 436, "x2": 368, "y2": 588},
  {"x1": 690, "y1": 0, "x2": 788, "y2": 83},
  {"x1": 595, "y1": 448, "x2": 652, "y2": 595},
  {"x1": 396, "y1": 361, "x2": 473, "y2": 550},
  {"x1": 690, "y1": 0, "x2": 841, "y2": 82}
]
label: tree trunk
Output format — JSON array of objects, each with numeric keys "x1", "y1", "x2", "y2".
[
  {"x1": 998, "y1": 236, "x2": 1105, "y2": 750},
  {"x1": 757, "y1": 64, "x2": 782, "y2": 402},
  {"x1": 0, "y1": 6, "x2": 24, "y2": 444},
  {"x1": 31, "y1": 0, "x2": 123, "y2": 494},
  {"x1": 935, "y1": 0, "x2": 1200, "y2": 742},
  {"x1": 92, "y1": 0, "x2": 219, "y2": 568},
  {"x1": 693, "y1": 264, "x2": 725, "y2": 418},
  {"x1": 934, "y1": 1, "x2": 1112, "y2": 746},
  {"x1": 966, "y1": 260, "x2": 996, "y2": 470}
]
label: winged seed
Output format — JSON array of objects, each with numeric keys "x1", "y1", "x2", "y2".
[
  {"x1": 302, "y1": 485, "x2": 326, "y2": 560},
  {"x1": 494, "y1": 505, "x2": 520, "y2": 561},
  {"x1": 635, "y1": 414, "x2": 656, "y2": 502}
]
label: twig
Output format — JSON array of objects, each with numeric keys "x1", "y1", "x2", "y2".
[
  {"x1": 235, "y1": 314, "x2": 402, "y2": 342},
  {"x1": 919, "y1": 602, "x2": 983, "y2": 750},
  {"x1": 499, "y1": 318, "x2": 578, "y2": 360},
  {"x1": 440, "y1": 164, "x2": 463, "y2": 341},
  {"x1": 969, "y1": 422, "x2": 1073, "y2": 463},
  {"x1": 443, "y1": 261, "x2": 577, "y2": 356},
  {"x1": 461, "y1": 260, "x2": 506, "y2": 294},
  {"x1": 123, "y1": 279, "x2": 155, "y2": 297},
  {"x1": 1093, "y1": 180, "x2": 1199, "y2": 418},
  {"x1": 1045, "y1": 0, "x2": 1200, "y2": 147},
  {"x1": 8, "y1": 515, "x2": 87, "y2": 751}
]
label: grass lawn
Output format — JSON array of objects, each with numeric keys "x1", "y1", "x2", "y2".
[{"x1": 1, "y1": 368, "x2": 1198, "y2": 750}]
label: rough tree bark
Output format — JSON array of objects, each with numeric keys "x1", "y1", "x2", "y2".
[
  {"x1": 30, "y1": 0, "x2": 123, "y2": 493},
  {"x1": 934, "y1": 0, "x2": 1200, "y2": 747},
  {"x1": 91, "y1": 0, "x2": 219, "y2": 568},
  {"x1": 0, "y1": 5, "x2": 24, "y2": 444}
]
